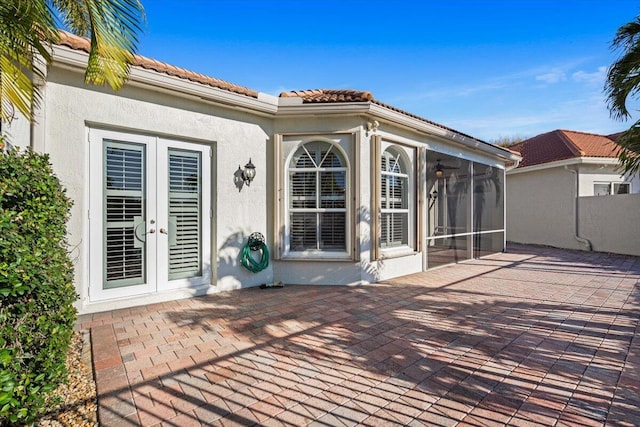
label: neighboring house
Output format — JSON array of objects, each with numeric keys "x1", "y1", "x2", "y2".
[
  {"x1": 3, "y1": 32, "x2": 520, "y2": 314},
  {"x1": 507, "y1": 129, "x2": 640, "y2": 256}
]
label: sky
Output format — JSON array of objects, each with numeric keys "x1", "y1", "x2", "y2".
[{"x1": 136, "y1": 1, "x2": 640, "y2": 142}]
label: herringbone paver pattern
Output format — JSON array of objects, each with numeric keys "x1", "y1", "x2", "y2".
[{"x1": 78, "y1": 244, "x2": 640, "y2": 426}]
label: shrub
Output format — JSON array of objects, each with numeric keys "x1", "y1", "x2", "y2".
[{"x1": 0, "y1": 146, "x2": 77, "y2": 425}]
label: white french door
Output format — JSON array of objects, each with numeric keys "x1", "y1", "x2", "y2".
[{"x1": 89, "y1": 129, "x2": 212, "y2": 301}]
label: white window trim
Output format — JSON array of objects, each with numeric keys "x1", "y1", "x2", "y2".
[
  {"x1": 283, "y1": 139, "x2": 352, "y2": 259},
  {"x1": 593, "y1": 181, "x2": 631, "y2": 196},
  {"x1": 379, "y1": 144, "x2": 416, "y2": 257}
]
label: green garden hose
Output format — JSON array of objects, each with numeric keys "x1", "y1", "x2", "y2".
[{"x1": 241, "y1": 232, "x2": 270, "y2": 272}]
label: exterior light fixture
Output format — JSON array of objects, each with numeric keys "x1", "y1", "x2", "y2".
[
  {"x1": 435, "y1": 162, "x2": 444, "y2": 178},
  {"x1": 241, "y1": 158, "x2": 256, "y2": 185}
]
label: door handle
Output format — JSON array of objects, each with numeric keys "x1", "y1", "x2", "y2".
[{"x1": 159, "y1": 228, "x2": 168, "y2": 234}]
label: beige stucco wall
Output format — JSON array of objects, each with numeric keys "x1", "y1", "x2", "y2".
[
  {"x1": 507, "y1": 165, "x2": 640, "y2": 256},
  {"x1": 29, "y1": 55, "x2": 514, "y2": 313},
  {"x1": 579, "y1": 194, "x2": 640, "y2": 256},
  {"x1": 506, "y1": 167, "x2": 583, "y2": 250}
]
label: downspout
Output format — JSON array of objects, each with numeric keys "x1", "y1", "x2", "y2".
[{"x1": 565, "y1": 165, "x2": 592, "y2": 251}]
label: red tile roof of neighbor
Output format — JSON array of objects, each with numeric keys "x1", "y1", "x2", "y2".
[{"x1": 509, "y1": 130, "x2": 621, "y2": 168}]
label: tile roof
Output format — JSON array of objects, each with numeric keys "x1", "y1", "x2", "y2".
[
  {"x1": 280, "y1": 89, "x2": 374, "y2": 103},
  {"x1": 279, "y1": 89, "x2": 492, "y2": 145},
  {"x1": 57, "y1": 31, "x2": 258, "y2": 98},
  {"x1": 510, "y1": 130, "x2": 620, "y2": 168},
  {"x1": 55, "y1": 32, "x2": 516, "y2": 155}
]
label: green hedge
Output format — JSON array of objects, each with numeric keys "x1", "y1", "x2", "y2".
[{"x1": 0, "y1": 146, "x2": 77, "y2": 425}]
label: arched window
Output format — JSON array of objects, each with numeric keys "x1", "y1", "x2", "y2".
[
  {"x1": 380, "y1": 148, "x2": 409, "y2": 248},
  {"x1": 288, "y1": 141, "x2": 348, "y2": 252}
]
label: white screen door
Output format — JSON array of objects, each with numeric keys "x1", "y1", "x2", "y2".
[{"x1": 89, "y1": 129, "x2": 212, "y2": 301}]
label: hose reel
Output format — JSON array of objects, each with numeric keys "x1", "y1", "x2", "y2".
[{"x1": 241, "y1": 232, "x2": 270, "y2": 273}]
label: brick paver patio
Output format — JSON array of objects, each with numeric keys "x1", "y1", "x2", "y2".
[{"x1": 77, "y1": 244, "x2": 640, "y2": 426}]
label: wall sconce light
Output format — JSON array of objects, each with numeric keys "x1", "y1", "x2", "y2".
[{"x1": 239, "y1": 158, "x2": 256, "y2": 186}]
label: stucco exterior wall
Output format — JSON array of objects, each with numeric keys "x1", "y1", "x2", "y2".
[
  {"x1": 1, "y1": 111, "x2": 31, "y2": 149},
  {"x1": 578, "y1": 164, "x2": 640, "y2": 196},
  {"x1": 43, "y1": 67, "x2": 274, "y2": 312},
  {"x1": 506, "y1": 167, "x2": 582, "y2": 250},
  {"x1": 579, "y1": 194, "x2": 640, "y2": 256},
  {"x1": 25, "y1": 53, "x2": 515, "y2": 313},
  {"x1": 507, "y1": 164, "x2": 640, "y2": 256}
]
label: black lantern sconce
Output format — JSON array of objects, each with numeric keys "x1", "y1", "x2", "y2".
[{"x1": 239, "y1": 158, "x2": 256, "y2": 186}]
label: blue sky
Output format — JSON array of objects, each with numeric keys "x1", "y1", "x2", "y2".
[{"x1": 138, "y1": 1, "x2": 640, "y2": 142}]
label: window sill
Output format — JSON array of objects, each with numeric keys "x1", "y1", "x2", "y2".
[
  {"x1": 379, "y1": 246, "x2": 418, "y2": 260},
  {"x1": 281, "y1": 251, "x2": 353, "y2": 262}
]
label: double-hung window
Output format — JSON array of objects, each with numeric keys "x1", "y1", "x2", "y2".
[
  {"x1": 288, "y1": 141, "x2": 348, "y2": 253},
  {"x1": 380, "y1": 147, "x2": 412, "y2": 250}
]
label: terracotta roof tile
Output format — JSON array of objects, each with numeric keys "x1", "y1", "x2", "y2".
[
  {"x1": 563, "y1": 130, "x2": 620, "y2": 157},
  {"x1": 279, "y1": 89, "x2": 489, "y2": 144},
  {"x1": 57, "y1": 31, "x2": 258, "y2": 98},
  {"x1": 510, "y1": 129, "x2": 619, "y2": 168},
  {"x1": 55, "y1": 33, "x2": 512, "y2": 154},
  {"x1": 279, "y1": 89, "x2": 374, "y2": 103}
]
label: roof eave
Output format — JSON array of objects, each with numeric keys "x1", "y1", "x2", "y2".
[
  {"x1": 276, "y1": 101, "x2": 521, "y2": 162},
  {"x1": 50, "y1": 44, "x2": 279, "y2": 116},
  {"x1": 368, "y1": 103, "x2": 521, "y2": 162},
  {"x1": 276, "y1": 101, "x2": 371, "y2": 116},
  {"x1": 507, "y1": 156, "x2": 620, "y2": 175}
]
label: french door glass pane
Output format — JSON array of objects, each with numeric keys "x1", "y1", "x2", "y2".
[
  {"x1": 104, "y1": 141, "x2": 146, "y2": 288},
  {"x1": 168, "y1": 149, "x2": 202, "y2": 280}
]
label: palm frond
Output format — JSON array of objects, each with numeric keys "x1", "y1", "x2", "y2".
[
  {"x1": 0, "y1": 0, "x2": 58, "y2": 121},
  {"x1": 54, "y1": 0, "x2": 145, "y2": 90},
  {"x1": 614, "y1": 122, "x2": 640, "y2": 176},
  {"x1": 605, "y1": 17, "x2": 640, "y2": 120},
  {"x1": 0, "y1": 56, "x2": 36, "y2": 122},
  {"x1": 50, "y1": 0, "x2": 91, "y2": 36}
]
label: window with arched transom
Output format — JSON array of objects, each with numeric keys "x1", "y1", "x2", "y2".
[
  {"x1": 380, "y1": 147, "x2": 410, "y2": 248},
  {"x1": 287, "y1": 141, "x2": 348, "y2": 253}
]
